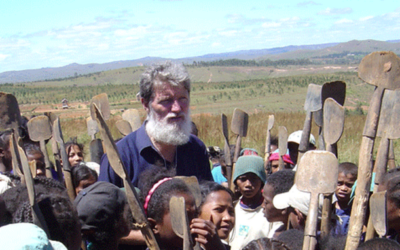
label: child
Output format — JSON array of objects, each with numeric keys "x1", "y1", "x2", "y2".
[
  {"x1": 334, "y1": 162, "x2": 358, "y2": 236},
  {"x1": 65, "y1": 139, "x2": 84, "y2": 167},
  {"x1": 71, "y1": 163, "x2": 98, "y2": 195},
  {"x1": 229, "y1": 155, "x2": 282, "y2": 250},
  {"x1": 267, "y1": 153, "x2": 294, "y2": 174},
  {"x1": 262, "y1": 170, "x2": 295, "y2": 237},
  {"x1": 139, "y1": 168, "x2": 225, "y2": 250},
  {"x1": 198, "y1": 181, "x2": 235, "y2": 249}
]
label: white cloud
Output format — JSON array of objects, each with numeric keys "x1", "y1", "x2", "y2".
[
  {"x1": 0, "y1": 54, "x2": 9, "y2": 61},
  {"x1": 211, "y1": 42, "x2": 221, "y2": 47},
  {"x1": 335, "y1": 18, "x2": 353, "y2": 24},
  {"x1": 262, "y1": 22, "x2": 281, "y2": 28},
  {"x1": 219, "y1": 30, "x2": 238, "y2": 37},
  {"x1": 318, "y1": 7, "x2": 353, "y2": 15},
  {"x1": 360, "y1": 16, "x2": 374, "y2": 21}
]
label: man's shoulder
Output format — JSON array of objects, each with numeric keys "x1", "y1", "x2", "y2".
[{"x1": 186, "y1": 134, "x2": 206, "y2": 149}]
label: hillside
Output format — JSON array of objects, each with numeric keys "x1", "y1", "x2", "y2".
[{"x1": 1, "y1": 39, "x2": 399, "y2": 84}]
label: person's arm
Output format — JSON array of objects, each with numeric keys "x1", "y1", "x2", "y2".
[{"x1": 118, "y1": 229, "x2": 146, "y2": 245}]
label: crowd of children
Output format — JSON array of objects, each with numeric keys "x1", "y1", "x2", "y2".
[{"x1": 1, "y1": 118, "x2": 400, "y2": 250}]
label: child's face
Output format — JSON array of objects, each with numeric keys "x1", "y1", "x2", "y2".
[
  {"x1": 235, "y1": 173, "x2": 263, "y2": 199},
  {"x1": 199, "y1": 190, "x2": 235, "y2": 239},
  {"x1": 335, "y1": 172, "x2": 356, "y2": 202},
  {"x1": 156, "y1": 192, "x2": 197, "y2": 249},
  {"x1": 75, "y1": 175, "x2": 97, "y2": 195},
  {"x1": 68, "y1": 145, "x2": 83, "y2": 167},
  {"x1": 27, "y1": 152, "x2": 45, "y2": 177},
  {"x1": 262, "y1": 184, "x2": 285, "y2": 223}
]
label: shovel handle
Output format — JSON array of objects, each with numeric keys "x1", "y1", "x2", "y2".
[
  {"x1": 320, "y1": 194, "x2": 332, "y2": 238},
  {"x1": 388, "y1": 140, "x2": 396, "y2": 170},
  {"x1": 303, "y1": 192, "x2": 319, "y2": 250},
  {"x1": 318, "y1": 127, "x2": 325, "y2": 151},
  {"x1": 298, "y1": 112, "x2": 312, "y2": 163},
  {"x1": 264, "y1": 130, "x2": 271, "y2": 163},
  {"x1": 233, "y1": 135, "x2": 242, "y2": 163},
  {"x1": 374, "y1": 137, "x2": 390, "y2": 185},
  {"x1": 63, "y1": 170, "x2": 76, "y2": 202},
  {"x1": 363, "y1": 87, "x2": 385, "y2": 137},
  {"x1": 40, "y1": 140, "x2": 52, "y2": 178}
]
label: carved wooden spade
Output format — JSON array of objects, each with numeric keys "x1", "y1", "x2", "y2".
[
  {"x1": 369, "y1": 191, "x2": 388, "y2": 238},
  {"x1": 278, "y1": 126, "x2": 288, "y2": 171},
  {"x1": 221, "y1": 114, "x2": 232, "y2": 189},
  {"x1": 346, "y1": 51, "x2": 400, "y2": 250},
  {"x1": 320, "y1": 98, "x2": 345, "y2": 238},
  {"x1": 91, "y1": 102, "x2": 160, "y2": 250},
  {"x1": 27, "y1": 115, "x2": 53, "y2": 178},
  {"x1": 298, "y1": 84, "x2": 322, "y2": 163},
  {"x1": 295, "y1": 150, "x2": 338, "y2": 250},
  {"x1": 122, "y1": 108, "x2": 142, "y2": 132},
  {"x1": 264, "y1": 115, "x2": 275, "y2": 167},
  {"x1": 115, "y1": 119, "x2": 132, "y2": 136},
  {"x1": 170, "y1": 196, "x2": 194, "y2": 250},
  {"x1": 86, "y1": 116, "x2": 104, "y2": 164}
]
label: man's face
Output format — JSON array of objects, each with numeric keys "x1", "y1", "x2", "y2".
[
  {"x1": 148, "y1": 82, "x2": 189, "y2": 125},
  {"x1": 144, "y1": 82, "x2": 192, "y2": 145}
]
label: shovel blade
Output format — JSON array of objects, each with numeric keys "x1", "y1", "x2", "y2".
[
  {"x1": 358, "y1": 51, "x2": 400, "y2": 90},
  {"x1": 377, "y1": 89, "x2": 397, "y2": 137},
  {"x1": 90, "y1": 139, "x2": 104, "y2": 164},
  {"x1": 267, "y1": 115, "x2": 275, "y2": 130},
  {"x1": 90, "y1": 93, "x2": 110, "y2": 120},
  {"x1": 387, "y1": 89, "x2": 400, "y2": 139},
  {"x1": 0, "y1": 92, "x2": 21, "y2": 132},
  {"x1": 231, "y1": 108, "x2": 248, "y2": 137},
  {"x1": 323, "y1": 98, "x2": 345, "y2": 145},
  {"x1": 221, "y1": 114, "x2": 232, "y2": 166},
  {"x1": 321, "y1": 81, "x2": 346, "y2": 106},
  {"x1": 169, "y1": 196, "x2": 193, "y2": 249},
  {"x1": 304, "y1": 84, "x2": 322, "y2": 112},
  {"x1": 278, "y1": 126, "x2": 288, "y2": 156},
  {"x1": 295, "y1": 150, "x2": 338, "y2": 195},
  {"x1": 115, "y1": 120, "x2": 132, "y2": 136},
  {"x1": 122, "y1": 109, "x2": 142, "y2": 131},
  {"x1": 175, "y1": 176, "x2": 201, "y2": 208},
  {"x1": 86, "y1": 117, "x2": 99, "y2": 137},
  {"x1": 370, "y1": 191, "x2": 388, "y2": 237},
  {"x1": 27, "y1": 115, "x2": 52, "y2": 142}
]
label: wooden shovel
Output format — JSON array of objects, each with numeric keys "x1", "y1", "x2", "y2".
[
  {"x1": 0, "y1": 92, "x2": 21, "y2": 134},
  {"x1": 53, "y1": 117, "x2": 76, "y2": 202},
  {"x1": 91, "y1": 103, "x2": 160, "y2": 250},
  {"x1": 175, "y1": 176, "x2": 202, "y2": 208},
  {"x1": 298, "y1": 84, "x2": 322, "y2": 163},
  {"x1": 278, "y1": 126, "x2": 288, "y2": 171},
  {"x1": 90, "y1": 93, "x2": 110, "y2": 120},
  {"x1": 115, "y1": 120, "x2": 132, "y2": 136},
  {"x1": 230, "y1": 109, "x2": 248, "y2": 190},
  {"x1": 45, "y1": 112, "x2": 64, "y2": 182},
  {"x1": 264, "y1": 115, "x2": 275, "y2": 167},
  {"x1": 170, "y1": 196, "x2": 194, "y2": 250},
  {"x1": 296, "y1": 150, "x2": 338, "y2": 250},
  {"x1": 369, "y1": 191, "x2": 388, "y2": 238},
  {"x1": 122, "y1": 108, "x2": 142, "y2": 132},
  {"x1": 27, "y1": 115, "x2": 53, "y2": 178},
  {"x1": 9, "y1": 132, "x2": 25, "y2": 183},
  {"x1": 221, "y1": 114, "x2": 232, "y2": 189},
  {"x1": 320, "y1": 98, "x2": 345, "y2": 238},
  {"x1": 13, "y1": 132, "x2": 50, "y2": 236},
  {"x1": 345, "y1": 51, "x2": 400, "y2": 250},
  {"x1": 86, "y1": 117, "x2": 104, "y2": 164},
  {"x1": 315, "y1": 81, "x2": 347, "y2": 151}
]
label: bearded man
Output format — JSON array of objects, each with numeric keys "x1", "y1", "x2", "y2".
[{"x1": 99, "y1": 62, "x2": 212, "y2": 187}]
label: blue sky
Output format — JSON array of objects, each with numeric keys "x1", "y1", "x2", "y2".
[{"x1": 0, "y1": 0, "x2": 399, "y2": 72}]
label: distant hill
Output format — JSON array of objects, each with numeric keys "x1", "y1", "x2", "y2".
[{"x1": 0, "y1": 39, "x2": 399, "y2": 84}]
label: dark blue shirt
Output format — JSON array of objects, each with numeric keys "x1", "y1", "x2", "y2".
[{"x1": 99, "y1": 123, "x2": 212, "y2": 187}]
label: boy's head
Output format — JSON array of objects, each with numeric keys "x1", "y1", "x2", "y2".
[
  {"x1": 262, "y1": 170, "x2": 295, "y2": 223},
  {"x1": 336, "y1": 162, "x2": 358, "y2": 203},
  {"x1": 233, "y1": 155, "x2": 266, "y2": 199}
]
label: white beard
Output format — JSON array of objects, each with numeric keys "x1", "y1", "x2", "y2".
[{"x1": 145, "y1": 108, "x2": 192, "y2": 146}]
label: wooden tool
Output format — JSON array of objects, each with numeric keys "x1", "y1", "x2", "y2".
[
  {"x1": 278, "y1": 126, "x2": 288, "y2": 171},
  {"x1": 264, "y1": 115, "x2": 275, "y2": 166},
  {"x1": 221, "y1": 114, "x2": 232, "y2": 189},
  {"x1": 122, "y1": 108, "x2": 142, "y2": 132}
]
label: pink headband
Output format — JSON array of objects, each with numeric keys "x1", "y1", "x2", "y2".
[
  {"x1": 144, "y1": 177, "x2": 172, "y2": 215},
  {"x1": 269, "y1": 153, "x2": 294, "y2": 165}
]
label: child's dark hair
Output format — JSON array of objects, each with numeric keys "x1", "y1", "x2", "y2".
[
  {"x1": 241, "y1": 237, "x2": 290, "y2": 250},
  {"x1": 65, "y1": 138, "x2": 84, "y2": 156},
  {"x1": 265, "y1": 169, "x2": 295, "y2": 196},
  {"x1": 0, "y1": 130, "x2": 12, "y2": 150},
  {"x1": 338, "y1": 162, "x2": 358, "y2": 178},
  {"x1": 270, "y1": 136, "x2": 278, "y2": 148},
  {"x1": 71, "y1": 163, "x2": 98, "y2": 189},
  {"x1": 276, "y1": 229, "x2": 304, "y2": 250},
  {"x1": 138, "y1": 167, "x2": 192, "y2": 223},
  {"x1": 358, "y1": 237, "x2": 400, "y2": 249},
  {"x1": 198, "y1": 181, "x2": 234, "y2": 213}
]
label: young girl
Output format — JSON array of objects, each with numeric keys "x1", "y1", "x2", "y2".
[
  {"x1": 198, "y1": 181, "x2": 235, "y2": 250},
  {"x1": 139, "y1": 168, "x2": 225, "y2": 250},
  {"x1": 71, "y1": 163, "x2": 98, "y2": 195},
  {"x1": 65, "y1": 139, "x2": 84, "y2": 167}
]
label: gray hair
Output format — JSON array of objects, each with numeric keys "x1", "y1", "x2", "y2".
[{"x1": 139, "y1": 61, "x2": 191, "y2": 104}]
